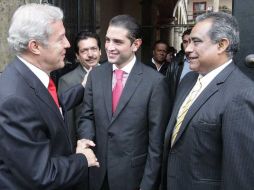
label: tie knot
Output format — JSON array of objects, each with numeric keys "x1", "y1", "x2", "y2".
[
  {"x1": 48, "y1": 78, "x2": 60, "y2": 107},
  {"x1": 197, "y1": 75, "x2": 203, "y2": 85},
  {"x1": 115, "y1": 69, "x2": 124, "y2": 81},
  {"x1": 48, "y1": 78, "x2": 56, "y2": 90}
]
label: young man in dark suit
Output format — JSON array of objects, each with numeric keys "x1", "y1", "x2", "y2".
[
  {"x1": 162, "y1": 12, "x2": 254, "y2": 190},
  {"x1": 0, "y1": 3, "x2": 99, "y2": 190},
  {"x1": 78, "y1": 14, "x2": 170, "y2": 190}
]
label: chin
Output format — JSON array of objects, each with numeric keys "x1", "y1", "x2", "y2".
[
  {"x1": 107, "y1": 59, "x2": 116, "y2": 64},
  {"x1": 58, "y1": 61, "x2": 65, "y2": 69}
]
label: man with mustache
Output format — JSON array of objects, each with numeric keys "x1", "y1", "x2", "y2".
[{"x1": 58, "y1": 31, "x2": 101, "y2": 147}]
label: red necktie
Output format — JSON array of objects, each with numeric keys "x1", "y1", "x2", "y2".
[
  {"x1": 48, "y1": 78, "x2": 60, "y2": 107},
  {"x1": 112, "y1": 69, "x2": 124, "y2": 113}
]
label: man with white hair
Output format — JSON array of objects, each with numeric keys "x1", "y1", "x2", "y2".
[{"x1": 0, "y1": 3, "x2": 99, "y2": 190}]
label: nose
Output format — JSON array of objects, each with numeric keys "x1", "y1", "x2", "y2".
[
  {"x1": 185, "y1": 41, "x2": 193, "y2": 54},
  {"x1": 87, "y1": 49, "x2": 93, "y2": 57},
  {"x1": 64, "y1": 36, "x2": 71, "y2": 48},
  {"x1": 106, "y1": 41, "x2": 115, "y2": 51}
]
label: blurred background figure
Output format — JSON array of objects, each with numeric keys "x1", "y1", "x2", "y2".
[
  {"x1": 147, "y1": 40, "x2": 170, "y2": 75},
  {"x1": 166, "y1": 28, "x2": 192, "y2": 103},
  {"x1": 166, "y1": 46, "x2": 177, "y2": 63}
]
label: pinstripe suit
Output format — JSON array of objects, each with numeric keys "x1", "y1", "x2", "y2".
[{"x1": 161, "y1": 62, "x2": 254, "y2": 190}]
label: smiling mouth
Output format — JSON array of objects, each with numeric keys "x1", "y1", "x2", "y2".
[{"x1": 188, "y1": 57, "x2": 198, "y2": 61}]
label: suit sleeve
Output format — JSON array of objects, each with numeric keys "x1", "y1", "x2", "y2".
[
  {"x1": 222, "y1": 88, "x2": 254, "y2": 190},
  {"x1": 58, "y1": 77, "x2": 70, "y2": 94},
  {"x1": 0, "y1": 95, "x2": 88, "y2": 189},
  {"x1": 77, "y1": 72, "x2": 95, "y2": 140},
  {"x1": 140, "y1": 76, "x2": 171, "y2": 190},
  {"x1": 59, "y1": 84, "x2": 84, "y2": 111}
]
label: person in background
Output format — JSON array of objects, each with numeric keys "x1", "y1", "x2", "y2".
[
  {"x1": 166, "y1": 46, "x2": 177, "y2": 63},
  {"x1": 147, "y1": 40, "x2": 170, "y2": 75},
  {"x1": 161, "y1": 11, "x2": 254, "y2": 190},
  {"x1": 166, "y1": 28, "x2": 192, "y2": 103},
  {"x1": 58, "y1": 31, "x2": 101, "y2": 147},
  {"x1": 0, "y1": 4, "x2": 99, "y2": 190},
  {"x1": 78, "y1": 14, "x2": 170, "y2": 190}
]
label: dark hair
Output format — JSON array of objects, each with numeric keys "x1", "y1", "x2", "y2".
[
  {"x1": 196, "y1": 11, "x2": 239, "y2": 58},
  {"x1": 152, "y1": 40, "x2": 169, "y2": 52},
  {"x1": 109, "y1": 14, "x2": 142, "y2": 43},
  {"x1": 168, "y1": 46, "x2": 177, "y2": 54},
  {"x1": 182, "y1": 28, "x2": 192, "y2": 39},
  {"x1": 74, "y1": 31, "x2": 101, "y2": 54}
]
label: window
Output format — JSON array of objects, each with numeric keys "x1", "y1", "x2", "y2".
[{"x1": 193, "y1": 2, "x2": 206, "y2": 18}]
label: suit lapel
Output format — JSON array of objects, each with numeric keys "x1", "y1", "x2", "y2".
[
  {"x1": 103, "y1": 63, "x2": 114, "y2": 121},
  {"x1": 171, "y1": 63, "x2": 236, "y2": 147},
  {"x1": 164, "y1": 72, "x2": 198, "y2": 146},
  {"x1": 13, "y1": 57, "x2": 65, "y2": 125},
  {"x1": 77, "y1": 65, "x2": 87, "y2": 82},
  {"x1": 111, "y1": 61, "x2": 142, "y2": 123}
]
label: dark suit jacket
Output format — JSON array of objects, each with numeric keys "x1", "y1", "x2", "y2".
[
  {"x1": 0, "y1": 57, "x2": 87, "y2": 190},
  {"x1": 146, "y1": 60, "x2": 169, "y2": 75},
  {"x1": 78, "y1": 61, "x2": 170, "y2": 190},
  {"x1": 161, "y1": 62, "x2": 254, "y2": 190},
  {"x1": 58, "y1": 64, "x2": 87, "y2": 147}
]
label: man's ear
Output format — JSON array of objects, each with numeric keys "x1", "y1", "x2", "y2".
[
  {"x1": 28, "y1": 40, "x2": 40, "y2": 55},
  {"x1": 132, "y1": 38, "x2": 142, "y2": 52},
  {"x1": 218, "y1": 38, "x2": 230, "y2": 53},
  {"x1": 75, "y1": 53, "x2": 80, "y2": 61}
]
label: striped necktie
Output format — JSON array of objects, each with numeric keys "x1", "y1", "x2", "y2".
[{"x1": 171, "y1": 76, "x2": 203, "y2": 146}]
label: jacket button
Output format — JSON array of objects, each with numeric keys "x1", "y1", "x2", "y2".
[{"x1": 108, "y1": 132, "x2": 114, "y2": 138}]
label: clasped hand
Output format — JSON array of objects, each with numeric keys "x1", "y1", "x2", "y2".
[{"x1": 76, "y1": 139, "x2": 100, "y2": 167}]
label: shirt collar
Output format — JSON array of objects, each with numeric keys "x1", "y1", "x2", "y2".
[
  {"x1": 17, "y1": 56, "x2": 49, "y2": 88},
  {"x1": 112, "y1": 56, "x2": 136, "y2": 74},
  {"x1": 82, "y1": 63, "x2": 100, "y2": 73},
  {"x1": 199, "y1": 59, "x2": 232, "y2": 85}
]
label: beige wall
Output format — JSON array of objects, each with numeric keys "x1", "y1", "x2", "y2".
[{"x1": 0, "y1": 0, "x2": 40, "y2": 72}]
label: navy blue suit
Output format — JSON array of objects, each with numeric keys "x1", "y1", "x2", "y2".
[{"x1": 0, "y1": 57, "x2": 87, "y2": 190}]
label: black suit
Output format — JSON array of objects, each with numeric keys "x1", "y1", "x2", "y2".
[
  {"x1": 0, "y1": 57, "x2": 87, "y2": 190},
  {"x1": 161, "y1": 62, "x2": 254, "y2": 190},
  {"x1": 78, "y1": 61, "x2": 170, "y2": 190}
]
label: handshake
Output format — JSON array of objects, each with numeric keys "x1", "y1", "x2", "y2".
[{"x1": 76, "y1": 139, "x2": 100, "y2": 167}]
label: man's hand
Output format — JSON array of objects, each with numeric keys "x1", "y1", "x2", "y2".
[
  {"x1": 76, "y1": 139, "x2": 99, "y2": 167},
  {"x1": 78, "y1": 138, "x2": 96, "y2": 148}
]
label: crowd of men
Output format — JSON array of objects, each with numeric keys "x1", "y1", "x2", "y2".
[{"x1": 0, "y1": 3, "x2": 254, "y2": 190}]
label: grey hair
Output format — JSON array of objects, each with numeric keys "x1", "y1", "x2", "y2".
[
  {"x1": 7, "y1": 3, "x2": 63, "y2": 54},
  {"x1": 196, "y1": 12, "x2": 239, "y2": 58}
]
